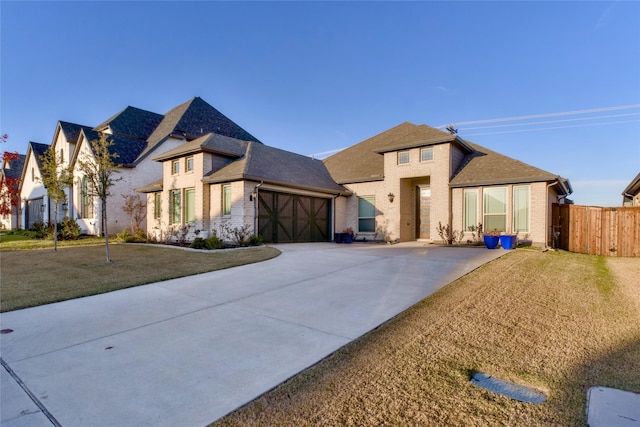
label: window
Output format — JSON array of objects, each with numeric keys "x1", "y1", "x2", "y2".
[
  {"x1": 358, "y1": 196, "x2": 376, "y2": 232},
  {"x1": 60, "y1": 149, "x2": 64, "y2": 162},
  {"x1": 80, "y1": 176, "x2": 94, "y2": 218},
  {"x1": 154, "y1": 193, "x2": 162, "y2": 220},
  {"x1": 513, "y1": 185, "x2": 530, "y2": 233},
  {"x1": 222, "y1": 185, "x2": 232, "y2": 216},
  {"x1": 464, "y1": 189, "x2": 478, "y2": 231},
  {"x1": 483, "y1": 187, "x2": 507, "y2": 232},
  {"x1": 171, "y1": 160, "x2": 179, "y2": 175},
  {"x1": 397, "y1": 151, "x2": 410, "y2": 165},
  {"x1": 185, "y1": 188, "x2": 195, "y2": 223},
  {"x1": 420, "y1": 147, "x2": 433, "y2": 162},
  {"x1": 185, "y1": 156, "x2": 194, "y2": 172},
  {"x1": 170, "y1": 190, "x2": 181, "y2": 224}
]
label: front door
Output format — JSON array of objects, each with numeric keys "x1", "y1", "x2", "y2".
[{"x1": 417, "y1": 186, "x2": 431, "y2": 239}]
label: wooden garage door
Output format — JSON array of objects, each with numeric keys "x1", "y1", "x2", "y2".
[{"x1": 258, "y1": 190, "x2": 330, "y2": 243}]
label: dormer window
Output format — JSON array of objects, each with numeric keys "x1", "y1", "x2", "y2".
[
  {"x1": 398, "y1": 151, "x2": 410, "y2": 165},
  {"x1": 171, "y1": 160, "x2": 179, "y2": 175}
]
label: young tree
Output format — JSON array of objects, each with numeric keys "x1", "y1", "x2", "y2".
[
  {"x1": 38, "y1": 147, "x2": 74, "y2": 250},
  {"x1": 1, "y1": 151, "x2": 22, "y2": 222},
  {"x1": 121, "y1": 193, "x2": 146, "y2": 234},
  {"x1": 77, "y1": 133, "x2": 121, "y2": 262}
]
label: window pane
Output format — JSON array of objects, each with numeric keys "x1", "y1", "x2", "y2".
[
  {"x1": 464, "y1": 190, "x2": 477, "y2": 230},
  {"x1": 359, "y1": 218, "x2": 375, "y2": 232},
  {"x1": 185, "y1": 188, "x2": 195, "y2": 223},
  {"x1": 484, "y1": 215, "x2": 506, "y2": 232},
  {"x1": 171, "y1": 190, "x2": 181, "y2": 224},
  {"x1": 186, "y1": 157, "x2": 194, "y2": 172},
  {"x1": 513, "y1": 186, "x2": 529, "y2": 233},
  {"x1": 484, "y1": 188, "x2": 506, "y2": 214},
  {"x1": 154, "y1": 193, "x2": 161, "y2": 219},
  {"x1": 421, "y1": 148, "x2": 433, "y2": 161},
  {"x1": 358, "y1": 196, "x2": 375, "y2": 217},
  {"x1": 171, "y1": 160, "x2": 179, "y2": 174},
  {"x1": 398, "y1": 151, "x2": 410, "y2": 164},
  {"x1": 223, "y1": 185, "x2": 231, "y2": 215}
]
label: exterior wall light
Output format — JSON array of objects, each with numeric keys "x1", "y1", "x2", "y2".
[{"x1": 388, "y1": 192, "x2": 395, "y2": 203}]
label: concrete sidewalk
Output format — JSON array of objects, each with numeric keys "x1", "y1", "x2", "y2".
[{"x1": 1, "y1": 242, "x2": 503, "y2": 427}]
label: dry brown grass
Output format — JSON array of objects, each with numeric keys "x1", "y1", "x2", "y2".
[
  {"x1": 212, "y1": 250, "x2": 640, "y2": 427},
  {"x1": 0, "y1": 244, "x2": 280, "y2": 312}
]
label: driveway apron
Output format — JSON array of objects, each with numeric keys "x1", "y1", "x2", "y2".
[{"x1": 1, "y1": 242, "x2": 504, "y2": 427}]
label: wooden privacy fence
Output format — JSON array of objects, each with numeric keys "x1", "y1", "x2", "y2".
[{"x1": 552, "y1": 204, "x2": 640, "y2": 257}]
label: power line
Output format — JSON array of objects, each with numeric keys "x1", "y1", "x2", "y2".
[
  {"x1": 435, "y1": 104, "x2": 640, "y2": 129},
  {"x1": 463, "y1": 119, "x2": 640, "y2": 137},
  {"x1": 461, "y1": 112, "x2": 640, "y2": 131}
]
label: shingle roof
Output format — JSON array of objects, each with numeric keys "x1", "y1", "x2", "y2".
[
  {"x1": 80, "y1": 129, "x2": 147, "y2": 167},
  {"x1": 135, "y1": 179, "x2": 163, "y2": 193},
  {"x1": 152, "y1": 133, "x2": 249, "y2": 162},
  {"x1": 323, "y1": 122, "x2": 457, "y2": 184},
  {"x1": 203, "y1": 141, "x2": 347, "y2": 195},
  {"x1": 622, "y1": 172, "x2": 640, "y2": 197},
  {"x1": 29, "y1": 141, "x2": 50, "y2": 172},
  {"x1": 59, "y1": 121, "x2": 92, "y2": 144},
  {"x1": 139, "y1": 97, "x2": 261, "y2": 163},
  {"x1": 94, "y1": 107, "x2": 163, "y2": 141},
  {"x1": 2, "y1": 154, "x2": 26, "y2": 180},
  {"x1": 449, "y1": 140, "x2": 567, "y2": 189}
]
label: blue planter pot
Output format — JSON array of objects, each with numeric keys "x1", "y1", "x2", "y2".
[
  {"x1": 483, "y1": 235, "x2": 500, "y2": 249},
  {"x1": 335, "y1": 232, "x2": 344, "y2": 243},
  {"x1": 500, "y1": 235, "x2": 516, "y2": 250},
  {"x1": 343, "y1": 233, "x2": 353, "y2": 243}
]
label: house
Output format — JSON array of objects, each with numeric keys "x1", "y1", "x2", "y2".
[
  {"x1": 325, "y1": 122, "x2": 572, "y2": 246},
  {"x1": 622, "y1": 172, "x2": 640, "y2": 206},
  {"x1": 0, "y1": 152, "x2": 26, "y2": 229},
  {"x1": 137, "y1": 132, "x2": 347, "y2": 243},
  {"x1": 18, "y1": 141, "x2": 51, "y2": 229},
  {"x1": 139, "y1": 119, "x2": 571, "y2": 247}
]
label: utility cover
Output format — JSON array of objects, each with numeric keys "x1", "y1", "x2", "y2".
[{"x1": 471, "y1": 372, "x2": 546, "y2": 404}]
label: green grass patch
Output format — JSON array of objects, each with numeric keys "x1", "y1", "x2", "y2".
[{"x1": 0, "y1": 243, "x2": 280, "y2": 312}]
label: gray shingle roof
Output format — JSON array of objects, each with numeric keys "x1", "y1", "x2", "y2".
[
  {"x1": 153, "y1": 133, "x2": 249, "y2": 162},
  {"x1": 80, "y1": 129, "x2": 147, "y2": 167},
  {"x1": 94, "y1": 107, "x2": 163, "y2": 141},
  {"x1": 135, "y1": 179, "x2": 163, "y2": 193},
  {"x1": 622, "y1": 172, "x2": 640, "y2": 197},
  {"x1": 324, "y1": 122, "x2": 455, "y2": 184},
  {"x1": 449, "y1": 140, "x2": 567, "y2": 189},
  {"x1": 29, "y1": 141, "x2": 50, "y2": 172},
  {"x1": 59, "y1": 121, "x2": 93, "y2": 144},
  {"x1": 2, "y1": 154, "x2": 26, "y2": 181},
  {"x1": 139, "y1": 97, "x2": 261, "y2": 163},
  {"x1": 203, "y1": 141, "x2": 347, "y2": 195}
]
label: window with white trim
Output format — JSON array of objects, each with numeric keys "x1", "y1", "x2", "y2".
[
  {"x1": 358, "y1": 196, "x2": 376, "y2": 232},
  {"x1": 513, "y1": 185, "x2": 530, "y2": 233},
  {"x1": 483, "y1": 187, "x2": 507, "y2": 233},
  {"x1": 222, "y1": 185, "x2": 232, "y2": 216},
  {"x1": 185, "y1": 156, "x2": 194, "y2": 172},
  {"x1": 171, "y1": 160, "x2": 179, "y2": 175},
  {"x1": 397, "y1": 151, "x2": 410, "y2": 165},
  {"x1": 185, "y1": 188, "x2": 195, "y2": 223},
  {"x1": 464, "y1": 189, "x2": 478, "y2": 231},
  {"x1": 420, "y1": 147, "x2": 433, "y2": 162}
]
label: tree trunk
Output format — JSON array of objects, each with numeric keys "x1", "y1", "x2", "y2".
[
  {"x1": 102, "y1": 199, "x2": 111, "y2": 263},
  {"x1": 53, "y1": 202, "x2": 58, "y2": 251}
]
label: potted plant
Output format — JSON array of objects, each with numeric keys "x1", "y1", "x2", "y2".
[
  {"x1": 483, "y1": 229, "x2": 500, "y2": 249},
  {"x1": 499, "y1": 233, "x2": 517, "y2": 250},
  {"x1": 343, "y1": 227, "x2": 354, "y2": 243}
]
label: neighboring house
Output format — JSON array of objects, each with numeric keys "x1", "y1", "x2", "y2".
[
  {"x1": 140, "y1": 120, "x2": 570, "y2": 247},
  {"x1": 19, "y1": 141, "x2": 51, "y2": 229},
  {"x1": 0, "y1": 152, "x2": 26, "y2": 229},
  {"x1": 324, "y1": 122, "x2": 572, "y2": 247},
  {"x1": 137, "y1": 133, "x2": 346, "y2": 243},
  {"x1": 622, "y1": 172, "x2": 640, "y2": 206},
  {"x1": 18, "y1": 97, "x2": 260, "y2": 236}
]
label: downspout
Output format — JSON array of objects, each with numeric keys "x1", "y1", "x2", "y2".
[
  {"x1": 252, "y1": 181, "x2": 263, "y2": 235},
  {"x1": 545, "y1": 180, "x2": 558, "y2": 248}
]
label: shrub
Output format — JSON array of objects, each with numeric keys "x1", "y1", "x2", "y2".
[
  {"x1": 189, "y1": 237, "x2": 209, "y2": 250},
  {"x1": 249, "y1": 234, "x2": 263, "y2": 246},
  {"x1": 60, "y1": 217, "x2": 81, "y2": 240},
  {"x1": 205, "y1": 235, "x2": 223, "y2": 249}
]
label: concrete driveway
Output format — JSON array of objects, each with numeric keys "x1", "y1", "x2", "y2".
[{"x1": 1, "y1": 242, "x2": 504, "y2": 427}]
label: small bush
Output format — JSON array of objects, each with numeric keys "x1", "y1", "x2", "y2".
[
  {"x1": 249, "y1": 234, "x2": 263, "y2": 246},
  {"x1": 205, "y1": 235, "x2": 223, "y2": 249},
  {"x1": 189, "y1": 237, "x2": 209, "y2": 250},
  {"x1": 60, "y1": 217, "x2": 81, "y2": 240}
]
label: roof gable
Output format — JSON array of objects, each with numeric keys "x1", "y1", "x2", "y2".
[
  {"x1": 59, "y1": 121, "x2": 92, "y2": 144},
  {"x1": 78, "y1": 129, "x2": 147, "y2": 167},
  {"x1": 153, "y1": 133, "x2": 249, "y2": 162},
  {"x1": 2, "y1": 154, "x2": 26, "y2": 180}
]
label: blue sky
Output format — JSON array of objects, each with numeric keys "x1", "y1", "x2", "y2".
[{"x1": 1, "y1": 1, "x2": 639, "y2": 206}]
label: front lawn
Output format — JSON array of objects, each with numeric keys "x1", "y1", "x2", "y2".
[
  {"x1": 212, "y1": 250, "x2": 640, "y2": 426},
  {"x1": 0, "y1": 243, "x2": 280, "y2": 312}
]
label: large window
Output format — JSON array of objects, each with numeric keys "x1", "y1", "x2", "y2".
[
  {"x1": 513, "y1": 185, "x2": 530, "y2": 233},
  {"x1": 222, "y1": 185, "x2": 232, "y2": 216},
  {"x1": 154, "y1": 193, "x2": 161, "y2": 220},
  {"x1": 79, "y1": 176, "x2": 93, "y2": 218},
  {"x1": 170, "y1": 190, "x2": 181, "y2": 224},
  {"x1": 464, "y1": 189, "x2": 478, "y2": 231},
  {"x1": 185, "y1": 188, "x2": 195, "y2": 223},
  {"x1": 358, "y1": 196, "x2": 376, "y2": 232},
  {"x1": 483, "y1": 187, "x2": 507, "y2": 232},
  {"x1": 397, "y1": 151, "x2": 410, "y2": 165}
]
